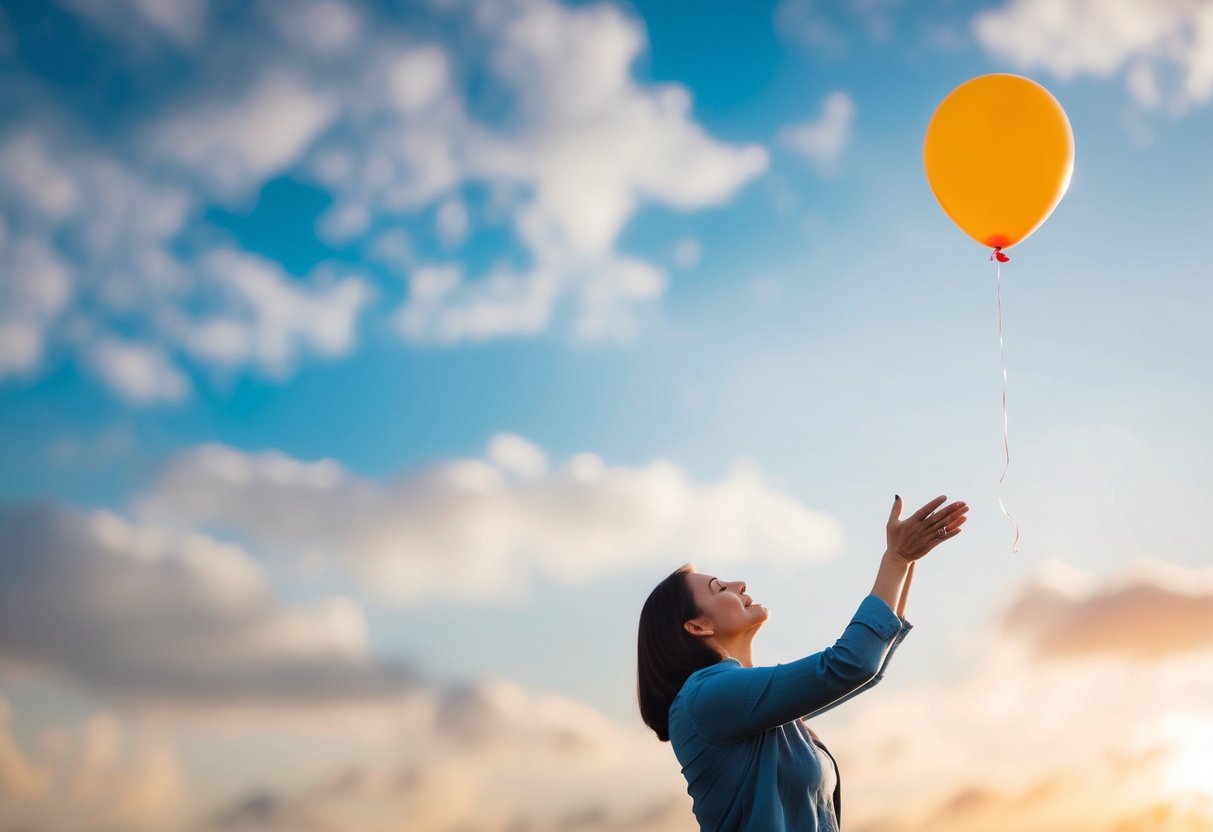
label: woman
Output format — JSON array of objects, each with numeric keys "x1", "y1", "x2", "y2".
[{"x1": 637, "y1": 494, "x2": 968, "y2": 831}]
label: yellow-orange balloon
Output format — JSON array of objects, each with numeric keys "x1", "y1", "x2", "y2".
[{"x1": 924, "y1": 74, "x2": 1074, "y2": 251}]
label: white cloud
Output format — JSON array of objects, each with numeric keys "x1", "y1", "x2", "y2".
[
  {"x1": 5, "y1": 558, "x2": 1213, "y2": 832},
  {"x1": 383, "y1": 43, "x2": 452, "y2": 115},
  {"x1": 0, "y1": 130, "x2": 190, "y2": 275},
  {"x1": 0, "y1": 321, "x2": 46, "y2": 376},
  {"x1": 267, "y1": 0, "x2": 362, "y2": 54},
  {"x1": 127, "y1": 0, "x2": 208, "y2": 46},
  {"x1": 315, "y1": 0, "x2": 766, "y2": 343},
  {"x1": 88, "y1": 338, "x2": 190, "y2": 405},
  {"x1": 779, "y1": 91, "x2": 856, "y2": 171},
  {"x1": 205, "y1": 678, "x2": 693, "y2": 832},
  {"x1": 368, "y1": 228, "x2": 414, "y2": 273},
  {"x1": 0, "y1": 699, "x2": 189, "y2": 832},
  {"x1": 486, "y1": 433, "x2": 549, "y2": 480},
  {"x1": 974, "y1": 0, "x2": 1213, "y2": 114},
  {"x1": 394, "y1": 261, "x2": 560, "y2": 345},
  {"x1": 1001, "y1": 558, "x2": 1213, "y2": 661},
  {"x1": 169, "y1": 249, "x2": 373, "y2": 379},
  {"x1": 0, "y1": 505, "x2": 416, "y2": 707},
  {"x1": 60, "y1": 0, "x2": 209, "y2": 48},
  {"x1": 0, "y1": 236, "x2": 72, "y2": 378},
  {"x1": 673, "y1": 236, "x2": 702, "y2": 270},
  {"x1": 150, "y1": 71, "x2": 339, "y2": 198},
  {"x1": 67, "y1": 713, "x2": 187, "y2": 832},
  {"x1": 317, "y1": 200, "x2": 372, "y2": 244},
  {"x1": 0, "y1": 128, "x2": 199, "y2": 402},
  {"x1": 0, "y1": 125, "x2": 372, "y2": 403},
  {"x1": 0, "y1": 697, "x2": 50, "y2": 801},
  {"x1": 435, "y1": 196, "x2": 470, "y2": 247},
  {"x1": 775, "y1": 0, "x2": 901, "y2": 56},
  {"x1": 0, "y1": 0, "x2": 771, "y2": 402},
  {"x1": 0, "y1": 131, "x2": 83, "y2": 221},
  {"x1": 134, "y1": 436, "x2": 843, "y2": 604},
  {"x1": 775, "y1": 0, "x2": 849, "y2": 55}
]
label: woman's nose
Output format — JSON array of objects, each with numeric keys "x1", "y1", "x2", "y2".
[{"x1": 737, "y1": 581, "x2": 746, "y2": 594}]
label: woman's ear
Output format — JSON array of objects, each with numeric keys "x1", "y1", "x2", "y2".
[{"x1": 684, "y1": 618, "x2": 713, "y2": 638}]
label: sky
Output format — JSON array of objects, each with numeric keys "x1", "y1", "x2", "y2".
[{"x1": 1, "y1": 0, "x2": 1213, "y2": 830}]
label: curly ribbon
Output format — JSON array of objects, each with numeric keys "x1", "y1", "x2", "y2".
[{"x1": 990, "y1": 248, "x2": 1021, "y2": 553}]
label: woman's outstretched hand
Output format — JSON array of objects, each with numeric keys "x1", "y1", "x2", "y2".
[{"x1": 886, "y1": 494, "x2": 968, "y2": 564}]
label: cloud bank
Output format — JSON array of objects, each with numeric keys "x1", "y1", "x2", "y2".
[
  {"x1": 135, "y1": 434, "x2": 843, "y2": 604},
  {"x1": 0, "y1": 505, "x2": 416, "y2": 708}
]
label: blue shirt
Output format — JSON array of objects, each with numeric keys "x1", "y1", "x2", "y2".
[{"x1": 668, "y1": 595, "x2": 912, "y2": 832}]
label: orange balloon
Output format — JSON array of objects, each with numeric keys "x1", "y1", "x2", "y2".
[{"x1": 924, "y1": 74, "x2": 1074, "y2": 251}]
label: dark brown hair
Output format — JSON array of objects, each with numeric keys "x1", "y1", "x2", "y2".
[{"x1": 637, "y1": 564, "x2": 724, "y2": 741}]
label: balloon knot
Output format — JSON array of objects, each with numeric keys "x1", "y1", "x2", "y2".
[{"x1": 990, "y1": 247, "x2": 1010, "y2": 263}]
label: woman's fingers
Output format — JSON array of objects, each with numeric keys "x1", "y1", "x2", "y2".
[
  {"x1": 910, "y1": 495, "x2": 948, "y2": 522},
  {"x1": 940, "y1": 519, "x2": 965, "y2": 538},
  {"x1": 925, "y1": 502, "x2": 968, "y2": 529},
  {"x1": 937, "y1": 514, "x2": 968, "y2": 533},
  {"x1": 930, "y1": 514, "x2": 968, "y2": 542}
]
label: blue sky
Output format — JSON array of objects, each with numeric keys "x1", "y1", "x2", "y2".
[{"x1": 3, "y1": 1, "x2": 1213, "y2": 830}]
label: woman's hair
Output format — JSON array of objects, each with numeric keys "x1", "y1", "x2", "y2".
[{"x1": 637, "y1": 564, "x2": 724, "y2": 742}]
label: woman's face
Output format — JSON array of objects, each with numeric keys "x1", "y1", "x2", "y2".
[{"x1": 684, "y1": 572, "x2": 769, "y2": 640}]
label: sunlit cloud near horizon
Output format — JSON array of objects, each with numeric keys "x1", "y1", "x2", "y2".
[{"x1": 2, "y1": 0, "x2": 1212, "y2": 830}]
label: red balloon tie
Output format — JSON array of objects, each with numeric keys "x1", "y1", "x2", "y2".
[
  {"x1": 994, "y1": 258, "x2": 1021, "y2": 553},
  {"x1": 990, "y1": 246, "x2": 1010, "y2": 263}
]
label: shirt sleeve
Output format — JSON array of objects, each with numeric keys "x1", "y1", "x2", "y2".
[{"x1": 686, "y1": 595, "x2": 910, "y2": 744}]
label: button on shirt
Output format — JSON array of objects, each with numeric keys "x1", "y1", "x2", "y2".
[{"x1": 668, "y1": 595, "x2": 912, "y2": 832}]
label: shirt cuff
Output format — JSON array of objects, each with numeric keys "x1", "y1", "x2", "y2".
[{"x1": 854, "y1": 594, "x2": 904, "y2": 641}]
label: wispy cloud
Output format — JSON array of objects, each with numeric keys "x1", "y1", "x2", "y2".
[
  {"x1": 134, "y1": 435, "x2": 843, "y2": 604},
  {"x1": 673, "y1": 236, "x2": 702, "y2": 270},
  {"x1": 975, "y1": 0, "x2": 1213, "y2": 115},
  {"x1": 775, "y1": 0, "x2": 902, "y2": 56},
  {"x1": 60, "y1": 0, "x2": 210, "y2": 49},
  {"x1": 147, "y1": 70, "x2": 340, "y2": 200},
  {"x1": 1001, "y1": 559, "x2": 1213, "y2": 662},
  {"x1": 0, "y1": 233, "x2": 72, "y2": 379},
  {"x1": 167, "y1": 249, "x2": 374, "y2": 380},
  {"x1": 779, "y1": 91, "x2": 856, "y2": 173},
  {"x1": 265, "y1": 0, "x2": 363, "y2": 55},
  {"x1": 88, "y1": 338, "x2": 191, "y2": 405}
]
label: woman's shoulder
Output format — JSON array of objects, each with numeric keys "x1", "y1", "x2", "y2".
[
  {"x1": 695, "y1": 657, "x2": 743, "y2": 677},
  {"x1": 675, "y1": 658, "x2": 743, "y2": 699},
  {"x1": 669, "y1": 660, "x2": 740, "y2": 744}
]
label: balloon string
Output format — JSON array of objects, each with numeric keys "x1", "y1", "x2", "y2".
[{"x1": 995, "y1": 260, "x2": 1021, "y2": 553}]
